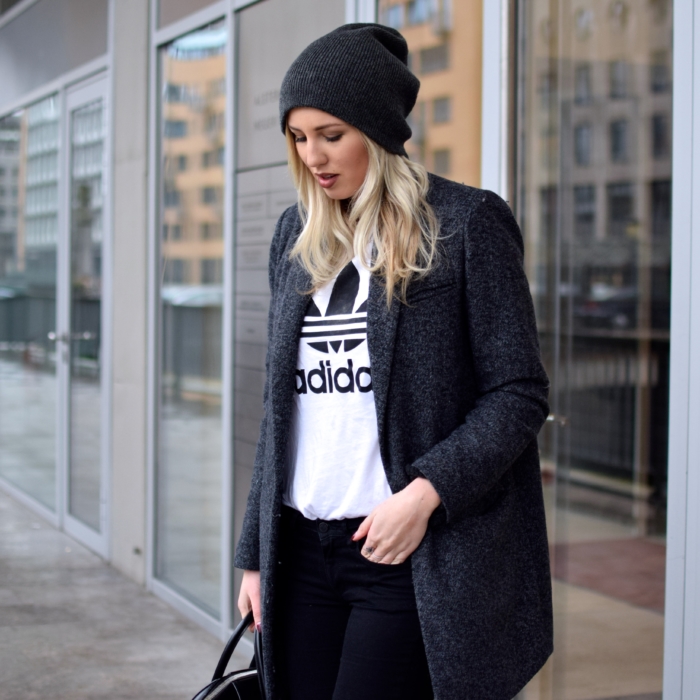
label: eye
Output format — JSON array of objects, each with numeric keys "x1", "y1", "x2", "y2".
[
  {"x1": 325, "y1": 134, "x2": 342, "y2": 143},
  {"x1": 293, "y1": 135, "x2": 307, "y2": 143}
]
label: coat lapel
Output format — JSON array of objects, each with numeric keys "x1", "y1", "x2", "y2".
[
  {"x1": 367, "y1": 275, "x2": 400, "y2": 462},
  {"x1": 268, "y1": 258, "x2": 311, "y2": 481}
]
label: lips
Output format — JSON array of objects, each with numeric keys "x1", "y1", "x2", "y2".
[{"x1": 315, "y1": 173, "x2": 339, "y2": 188}]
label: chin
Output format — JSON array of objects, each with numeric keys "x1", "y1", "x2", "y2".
[
  {"x1": 323, "y1": 191, "x2": 350, "y2": 200},
  {"x1": 321, "y1": 186, "x2": 359, "y2": 200}
]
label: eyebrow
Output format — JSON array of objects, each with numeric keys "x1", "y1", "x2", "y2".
[{"x1": 288, "y1": 122, "x2": 345, "y2": 133}]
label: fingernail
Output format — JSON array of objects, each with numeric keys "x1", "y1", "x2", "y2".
[{"x1": 255, "y1": 623, "x2": 262, "y2": 633}]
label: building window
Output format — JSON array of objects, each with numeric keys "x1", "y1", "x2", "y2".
[
  {"x1": 381, "y1": 3, "x2": 404, "y2": 29},
  {"x1": 432, "y1": 97, "x2": 451, "y2": 124},
  {"x1": 610, "y1": 119, "x2": 629, "y2": 162},
  {"x1": 651, "y1": 180, "x2": 671, "y2": 238},
  {"x1": 206, "y1": 113, "x2": 224, "y2": 134},
  {"x1": 164, "y1": 119, "x2": 187, "y2": 138},
  {"x1": 433, "y1": 149, "x2": 451, "y2": 175},
  {"x1": 163, "y1": 188, "x2": 180, "y2": 208},
  {"x1": 650, "y1": 50, "x2": 670, "y2": 93},
  {"x1": 609, "y1": 60, "x2": 628, "y2": 98},
  {"x1": 162, "y1": 224, "x2": 182, "y2": 240},
  {"x1": 539, "y1": 71, "x2": 557, "y2": 111},
  {"x1": 574, "y1": 185, "x2": 596, "y2": 239},
  {"x1": 200, "y1": 222, "x2": 220, "y2": 239},
  {"x1": 574, "y1": 63, "x2": 593, "y2": 104},
  {"x1": 202, "y1": 149, "x2": 224, "y2": 168},
  {"x1": 202, "y1": 186, "x2": 219, "y2": 204},
  {"x1": 407, "y1": 0, "x2": 432, "y2": 25},
  {"x1": 651, "y1": 113, "x2": 670, "y2": 159},
  {"x1": 165, "y1": 83, "x2": 187, "y2": 102},
  {"x1": 177, "y1": 155, "x2": 187, "y2": 171},
  {"x1": 164, "y1": 258, "x2": 189, "y2": 284},
  {"x1": 574, "y1": 123, "x2": 593, "y2": 166},
  {"x1": 607, "y1": 182, "x2": 634, "y2": 237},
  {"x1": 201, "y1": 258, "x2": 223, "y2": 284},
  {"x1": 420, "y1": 44, "x2": 449, "y2": 74}
]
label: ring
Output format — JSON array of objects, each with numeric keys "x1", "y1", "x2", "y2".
[{"x1": 363, "y1": 546, "x2": 375, "y2": 555}]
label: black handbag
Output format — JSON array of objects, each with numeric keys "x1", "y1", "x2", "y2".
[{"x1": 191, "y1": 611, "x2": 266, "y2": 700}]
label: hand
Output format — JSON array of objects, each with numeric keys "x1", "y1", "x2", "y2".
[
  {"x1": 351, "y1": 478, "x2": 441, "y2": 565},
  {"x1": 237, "y1": 570, "x2": 261, "y2": 632}
]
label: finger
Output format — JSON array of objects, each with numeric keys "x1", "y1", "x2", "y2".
[
  {"x1": 361, "y1": 537, "x2": 381, "y2": 558},
  {"x1": 251, "y1": 593, "x2": 262, "y2": 632},
  {"x1": 352, "y1": 514, "x2": 373, "y2": 541}
]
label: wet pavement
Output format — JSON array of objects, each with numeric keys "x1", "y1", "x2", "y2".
[{"x1": 0, "y1": 490, "x2": 249, "y2": 700}]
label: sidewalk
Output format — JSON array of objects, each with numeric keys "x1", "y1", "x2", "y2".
[{"x1": 0, "y1": 490, "x2": 249, "y2": 700}]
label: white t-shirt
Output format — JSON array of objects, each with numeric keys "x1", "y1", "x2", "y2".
[{"x1": 283, "y1": 256, "x2": 393, "y2": 520}]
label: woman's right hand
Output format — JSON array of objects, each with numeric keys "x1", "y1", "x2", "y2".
[{"x1": 237, "y1": 570, "x2": 262, "y2": 632}]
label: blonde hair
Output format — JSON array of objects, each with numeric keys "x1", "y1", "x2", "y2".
[{"x1": 286, "y1": 129, "x2": 439, "y2": 305}]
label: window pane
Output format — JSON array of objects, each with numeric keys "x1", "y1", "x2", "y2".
[
  {"x1": 515, "y1": 1, "x2": 671, "y2": 697},
  {"x1": 68, "y1": 97, "x2": 106, "y2": 532},
  {"x1": 156, "y1": 21, "x2": 227, "y2": 617},
  {"x1": 0, "y1": 96, "x2": 59, "y2": 510}
]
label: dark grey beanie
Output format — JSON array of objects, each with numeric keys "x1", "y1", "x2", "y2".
[{"x1": 279, "y1": 23, "x2": 420, "y2": 157}]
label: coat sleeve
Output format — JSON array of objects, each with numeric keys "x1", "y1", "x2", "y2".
[
  {"x1": 409, "y1": 190, "x2": 550, "y2": 523},
  {"x1": 233, "y1": 207, "x2": 294, "y2": 570}
]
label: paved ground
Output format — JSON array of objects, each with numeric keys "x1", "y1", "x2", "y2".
[{"x1": 0, "y1": 490, "x2": 249, "y2": 700}]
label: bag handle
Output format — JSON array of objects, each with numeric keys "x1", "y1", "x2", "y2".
[
  {"x1": 212, "y1": 610, "x2": 254, "y2": 681},
  {"x1": 254, "y1": 625, "x2": 266, "y2": 698}
]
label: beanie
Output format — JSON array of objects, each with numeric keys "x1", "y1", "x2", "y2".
[{"x1": 279, "y1": 23, "x2": 420, "y2": 157}]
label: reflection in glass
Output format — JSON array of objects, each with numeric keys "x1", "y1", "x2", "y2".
[
  {"x1": 514, "y1": 1, "x2": 671, "y2": 698},
  {"x1": 156, "y1": 22, "x2": 227, "y2": 617},
  {"x1": 378, "y1": 0, "x2": 482, "y2": 186},
  {"x1": 68, "y1": 99, "x2": 105, "y2": 532},
  {"x1": 0, "y1": 96, "x2": 59, "y2": 510}
]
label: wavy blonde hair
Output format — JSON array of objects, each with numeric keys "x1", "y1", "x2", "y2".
[{"x1": 286, "y1": 129, "x2": 439, "y2": 305}]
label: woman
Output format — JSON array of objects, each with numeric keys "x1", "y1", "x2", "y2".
[{"x1": 236, "y1": 23, "x2": 552, "y2": 700}]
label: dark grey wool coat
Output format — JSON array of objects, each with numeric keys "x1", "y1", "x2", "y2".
[{"x1": 234, "y1": 174, "x2": 553, "y2": 700}]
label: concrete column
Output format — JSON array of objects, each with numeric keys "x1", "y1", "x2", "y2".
[{"x1": 109, "y1": 0, "x2": 149, "y2": 583}]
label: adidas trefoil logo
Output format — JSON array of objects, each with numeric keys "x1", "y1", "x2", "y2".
[{"x1": 300, "y1": 261, "x2": 367, "y2": 355}]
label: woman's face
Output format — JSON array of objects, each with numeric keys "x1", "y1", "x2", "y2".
[{"x1": 287, "y1": 107, "x2": 369, "y2": 200}]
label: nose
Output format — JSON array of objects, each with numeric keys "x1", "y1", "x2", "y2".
[{"x1": 305, "y1": 138, "x2": 328, "y2": 169}]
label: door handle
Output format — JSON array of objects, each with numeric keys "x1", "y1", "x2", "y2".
[
  {"x1": 546, "y1": 413, "x2": 569, "y2": 427},
  {"x1": 48, "y1": 331, "x2": 97, "y2": 342}
]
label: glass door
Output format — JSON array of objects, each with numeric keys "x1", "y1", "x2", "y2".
[
  {"x1": 0, "y1": 96, "x2": 61, "y2": 515},
  {"x1": 60, "y1": 76, "x2": 110, "y2": 556},
  {"x1": 514, "y1": 1, "x2": 671, "y2": 698}
]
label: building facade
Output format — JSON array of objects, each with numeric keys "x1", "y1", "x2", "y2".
[{"x1": 1, "y1": 0, "x2": 699, "y2": 698}]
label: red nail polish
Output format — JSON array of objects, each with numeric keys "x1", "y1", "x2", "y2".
[{"x1": 255, "y1": 622, "x2": 262, "y2": 633}]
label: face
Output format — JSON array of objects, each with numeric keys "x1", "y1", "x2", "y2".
[{"x1": 287, "y1": 107, "x2": 369, "y2": 200}]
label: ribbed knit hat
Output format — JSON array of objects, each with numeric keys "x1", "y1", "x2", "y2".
[{"x1": 279, "y1": 23, "x2": 420, "y2": 157}]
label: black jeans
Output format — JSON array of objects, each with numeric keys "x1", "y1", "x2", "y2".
[{"x1": 274, "y1": 506, "x2": 434, "y2": 700}]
